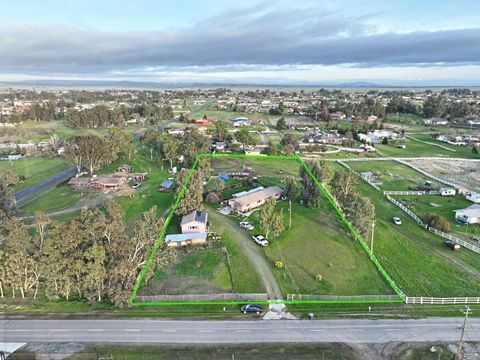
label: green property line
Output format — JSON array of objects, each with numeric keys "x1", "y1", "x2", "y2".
[{"x1": 130, "y1": 153, "x2": 405, "y2": 306}]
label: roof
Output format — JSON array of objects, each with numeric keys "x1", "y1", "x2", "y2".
[
  {"x1": 93, "y1": 177, "x2": 124, "y2": 186},
  {"x1": 165, "y1": 233, "x2": 208, "y2": 243},
  {"x1": 230, "y1": 186, "x2": 283, "y2": 207},
  {"x1": 68, "y1": 177, "x2": 90, "y2": 184},
  {"x1": 181, "y1": 210, "x2": 208, "y2": 225},
  {"x1": 455, "y1": 204, "x2": 480, "y2": 217},
  {"x1": 160, "y1": 179, "x2": 174, "y2": 189}
]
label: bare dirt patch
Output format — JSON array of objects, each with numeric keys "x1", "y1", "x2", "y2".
[{"x1": 406, "y1": 159, "x2": 480, "y2": 193}]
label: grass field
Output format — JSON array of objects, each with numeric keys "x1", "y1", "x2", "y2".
[
  {"x1": 395, "y1": 194, "x2": 480, "y2": 240},
  {"x1": 0, "y1": 157, "x2": 70, "y2": 191},
  {"x1": 141, "y1": 244, "x2": 233, "y2": 295},
  {"x1": 16, "y1": 184, "x2": 82, "y2": 216},
  {"x1": 347, "y1": 160, "x2": 443, "y2": 191},
  {"x1": 248, "y1": 200, "x2": 394, "y2": 296},
  {"x1": 351, "y1": 175, "x2": 480, "y2": 297}
]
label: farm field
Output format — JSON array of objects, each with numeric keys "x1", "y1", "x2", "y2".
[
  {"x1": 373, "y1": 137, "x2": 463, "y2": 158},
  {"x1": 394, "y1": 194, "x2": 480, "y2": 240},
  {"x1": 410, "y1": 134, "x2": 480, "y2": 159},
  {"x1": 346, "y1": 160, "x2": 443, "y2": 191},
  {"x1": 352, "y1": 176, "x2": 480, "y2": 297},
  {"x1": 0, "y1": 157, "x2": 70, "y2": 191}
]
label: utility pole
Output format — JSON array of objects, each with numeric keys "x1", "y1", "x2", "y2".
[
  {"x1": 289, "y1": 200, "x2": 292, "y2": 229},
  {"x1": 455, "y1": 306, "x2": 472, "y2": 360},
  {"x1": 370, "y1": 220, "x2": 375, "y2": 254}
]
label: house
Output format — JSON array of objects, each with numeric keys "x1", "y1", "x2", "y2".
[
  {"x1": 180, "y1": 210, "x2": 208, "y2": 234},
  {"x1": 228, "y1": 186, "x2": 283, "y2": 213},
  {"x1": 91, "y1": 177, "x2": 126, "y2": 190},
  {"x1": 231, "y1": 117, "x2": 250, "y2": 127},
  {"x1": 164, "y1": 233, "x2": 208, "y2": 248},
  {"x1": 7, "y1": 153, "x2": 22, "y2": 161},
  {"x1": 68, "y1": 177, "x2": 91, "y2": 189},
  {"x1": 466, "y1": 193, "x2": 480, "y2": 204},
  {"x1": 159, "y1": 179, "x2": 174, "y2": 192},
  {"x1": 439, "y1": 188, "x2": 456, "y2": 196},
  {"x1": 455, "y1": 204, "x2": 480, "y2": 224},
  {"x1": 195, "y1": 119, "x2": 214, "y2": 126},
  {"x1": 131, "y1": 173, "x2": 148, "y2": 181}
]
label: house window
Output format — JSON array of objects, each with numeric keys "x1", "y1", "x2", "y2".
[{"x1": 189, "y1": 225, "x2": 198, "y2": 230}]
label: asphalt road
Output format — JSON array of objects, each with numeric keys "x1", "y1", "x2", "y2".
[
  {"x1": 14, "y1": 166, "x2": 77, "y2": 203},
  {"x1": 1, "y1": 318, "x2": 479, "y2": 344}
]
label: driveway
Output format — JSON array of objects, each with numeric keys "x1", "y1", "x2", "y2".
[{"x1": 208, "y1": 210, "x2": 283, "y2": 300}]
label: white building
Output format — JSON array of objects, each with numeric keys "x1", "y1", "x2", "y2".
[{"x1": 455, "y1": 204, "x2": 480, "y2": 224}]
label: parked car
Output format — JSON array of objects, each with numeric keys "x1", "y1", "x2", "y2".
[
  {"x1": 252, "y1": 235, "x2": 268, "y2": 247},
  {"x1": 472, "y1": 236, "x2": 480, "y2": 243},
  {"x1": 239, "y1": 221, "x2": 254, "y2": 231},
  {"x1": 240, "y1": 304, "x2": 264, "y2": 314},
  {"x1": 392, "y1": 217, "x2": 402, "y2": 225},
  {"x1": 132, "y1": 182, "x2": 141, "y2": 189},
  {"x1": 443, "y1": 240, "x2": 461, "y2": 251}
]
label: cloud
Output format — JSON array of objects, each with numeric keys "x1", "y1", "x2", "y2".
[{"x1": 0, "y1": 5, "x2": 479, "y2": 77}]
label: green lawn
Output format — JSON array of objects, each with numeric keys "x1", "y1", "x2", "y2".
[
  {"x1": 246, "y1": 201, "x2": 393, "y2": 296},
  {"x1": 395, "y1": 194, "x2": 480, "y2": 240},
  {"x1": 409, "y1": 134, "x2": 480, "y2": 159},
  {"x1": 17, "y1": 184, "x2": 82, "y2": 216},
  {"x1": 0, "y1": 157, "x2": 70, "y2": 191},
  {"x1": 347, "y1": 160, "x2": 443, "y2": 191},
  {"x1": 354, "y1": 180, "x2": 480, "y2": 297},
  {"x1": 141, "y1": 244, "x2": 233, "y2": 296}
]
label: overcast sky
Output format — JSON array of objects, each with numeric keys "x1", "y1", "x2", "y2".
[{"x1": 1, "y1": 0, "x2": 480, "y2": 85}]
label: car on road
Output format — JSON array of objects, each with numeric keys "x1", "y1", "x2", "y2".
[
  {"x1": 443, "y1": 240, "x2": 461, "y2": 251},
  {"x1": 392, "y1": 217, "x2": 402, "y2": 225},
  {"x1": 239, "y1": 221, "x2": 254, "y2": 231},
  {"x1": 240, "y1": 304, "x2": 264, "y2": 314},
  {"x1": 252, "y1": 235, "x2": 268, "y2": 247},
  {"x1": 132, "y1": 182, "x2": 142, "y2": 189}
]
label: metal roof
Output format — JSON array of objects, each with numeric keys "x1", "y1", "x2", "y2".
[{"x1": 165, "y1": 233, "x2": 208, "y2": 243}]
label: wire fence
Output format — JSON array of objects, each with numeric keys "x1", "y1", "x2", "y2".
[{"x1": 135, "y1": 293, "x2": 268, "y2": 303}]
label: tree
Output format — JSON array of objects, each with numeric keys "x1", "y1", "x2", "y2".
[
  {"x1": 276, "y1": 117, "x2": 287, "y2": 130},
  {"x1": 299, "y1": 160, "x2": 332, "y2": 207},
  {"x1": 0, "y1": 169, "x2": 19, "y2": 215},
  {"x1": 284, "y1": 176, "x2": 299, "y2": 200},
  {"x1": 210, "y1": 177, "x2": 225, "y2": 193},
  {"x1": 215, "y1": 120, "x2": 228, "y2": 141},
  {"x1": 321, "y1": 103, "x2": 331, "y2": 122},
  {"x1": 65, "y1": 135, "x2": 116, "y2": 175},
  {"x1": 174, "y1": 169, "x2": 204, "y2": 215},
  {"x1": 343, "y1": 192, "x2": 375, "y2": 238},
  {"x1": 236, "y1": 127, "x2": 256, "y2": 152},
  {"x1": 162, "y1": 138, "x2": 178, "y2": 169},
  {"x1": 331, "y1": 170, "x2": 358, "y2": 204},
  {"x1": 267, "y1": 141, "x2": 278, "y2": 156},
  {"x1": 182, "y1": 131, "x2": 211, "y2": 167},
  {"x1": 259, "y1": 198, "x2": 284, "y2": 238},
  {"x1": 278, "y1": 101, "x2": 285, "y2": 114},
  {"x1": 423, "y1": 96, "x2": 446, "y2": 118},
  {"x1": 107, "y1": 127, "x2": 134, "y2": 160},
  {"x1": 280, "y1": 133, "x2": 299, "y2": 150}
]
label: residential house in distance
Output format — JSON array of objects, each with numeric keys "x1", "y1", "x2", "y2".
[
  {"x1": 231, "y1": 117, "x2": 250, "y2": 127},
  {"x1": 228, "y1": 186, "x2": 283, "y2": 213},
  {"x1": 159, "y1": 179, "x2": 174, "y2": 192},
  {"x1": 439, "y1": 188, "x2": 456, "y2": 196},
  {"x1": 455, "y1": 204, "x2": 480, "y2": 224}
]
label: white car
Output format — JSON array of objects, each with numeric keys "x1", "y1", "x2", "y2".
[
  {"x1": 393, "y1": 217, "x2": 402, "y2": 225},
  {"x1": 252, "y1": 235, "x2": 268, "y2": 247},
  {"x1": 239, "y1": 221, "x2": 254, "y2": 231}
]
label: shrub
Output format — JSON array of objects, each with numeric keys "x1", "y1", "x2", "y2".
[
  {"x1": 275, "y1": 260, "x2": 284, "y2": 269},
  {"x1": 315, "y1": 274, "x2": 323, "y2": 282},
  {"x1": 425, "y1": 213, "x2": 451, "y2": 232}
]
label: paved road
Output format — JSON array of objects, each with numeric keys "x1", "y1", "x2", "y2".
[
  {"x1": 1, "y1": 318, "x2": 479, "y2": 343},
  {"x1": 14, "y1": 166, "x2": 77, "y2": 203},
  {"x1": 208, "y1": 210, "x2": 283, "y2": 300}
]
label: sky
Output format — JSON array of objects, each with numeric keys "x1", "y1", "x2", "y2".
[{"x1": 1, "y1": 0, "x2": 480, "y2": 85}]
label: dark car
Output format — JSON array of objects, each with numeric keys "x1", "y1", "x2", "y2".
[
  {"x1": 240, "y1": 304, "x2": 264, "y2": 314},
  {"x1": 443, "y1": 240, "x2": 461, "y2": 251}
]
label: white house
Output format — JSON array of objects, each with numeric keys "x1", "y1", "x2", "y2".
[
  {"x1": 439, "y1": 188, "x2": 456, "y2": 196},
  {"x1": 455, "y1": 204, "x2": 480, "y2": 224},
  {"x1": 466, "y1": 193, "x2": 480, "y2": 204}
]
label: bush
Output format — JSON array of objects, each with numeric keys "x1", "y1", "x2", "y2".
[
  {"x1": 275, "y1": 260, "x2": 284, "y2": 269},
  {"x1": 205, "y1": 192, "x2": 221, "y2": 204},
  {"x1": 425, "y1": 213, "x2": 451, "y2": 232},
  {"x1": 315, "y1": 274, "x2": 323, "y2": 282}
]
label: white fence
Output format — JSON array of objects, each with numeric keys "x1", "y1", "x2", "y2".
[
  {"x1": 405, "y1": 297, "x2": 480, "y2": 305},
  {"x1": 428, "y1": 227, "x2": 480, "y2": 254},
  {"x1": 384, "y1": 190, "x2": 427, "y2": 196},
  {"x1": 287, "y1": 294, "x2": 401, "y2": 302},
  {"x1": 406, "y1": 135, "x2": 457, "y2": 152},
  {"x1": 135, "y1": 293, "x2": 268, "y2": 303}
]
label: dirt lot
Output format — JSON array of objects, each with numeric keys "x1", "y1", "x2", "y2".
[{"x1": 406, "y1": 159, "x2": 480, "y2": 193}]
